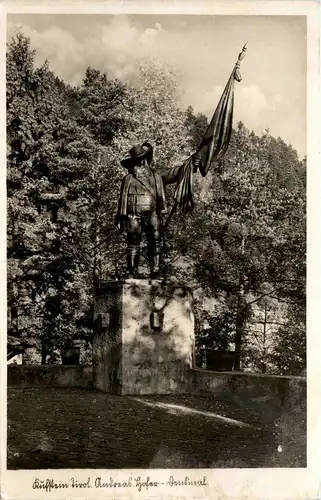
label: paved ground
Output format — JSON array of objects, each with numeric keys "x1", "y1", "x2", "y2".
[{"x1": 7, "y1": 388, "x2": 306, "y2": 469}]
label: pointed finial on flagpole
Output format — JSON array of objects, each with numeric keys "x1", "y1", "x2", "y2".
[
  {"x1": 234, "y1": 43, "x2": 248, "y2": 81},
  {"x1": 239, "y1": 42, "x2": 248, "y2": 61}
]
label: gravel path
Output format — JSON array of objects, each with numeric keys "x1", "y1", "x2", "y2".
[{"x1": 7, "y1": 387, "x2": 306, "y2": 469}]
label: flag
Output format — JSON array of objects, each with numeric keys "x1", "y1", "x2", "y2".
[
  {"x1": 174, "y1": 155, "x2": 195, "y2": 213},
  {"x1": 174, "y1": 43, "x2": 247, "y2": 213},
  {"x1": 197, "y1": 42, "x2": 248, "y2": 176}
]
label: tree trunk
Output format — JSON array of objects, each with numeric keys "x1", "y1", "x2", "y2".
[
  {"x1": 235, "y1": 279, "x2": 245, "y2": 371},
  {"x1": 41, "y1": 335, "x2": 47, "y2": 365},
  {"x1": 262, "y1": 301, "x2": 267, "y2": 373},
  {"x1": 93, "y1": 219, "x2": 100, "y2": 290},
  {"x1": 234, "y1": 235, "x2": 246, "y2": 371}
]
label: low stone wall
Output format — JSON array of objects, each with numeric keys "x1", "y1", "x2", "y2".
[
  {"x1": 7, "y1": 364, "x2": 93, "y2": 390},
  {"x1": 188, "y1": 368, "x2": 306, "y2": 418},
  {"x1": 7, "y1": 365, "x2": 306, "y2": 417}
]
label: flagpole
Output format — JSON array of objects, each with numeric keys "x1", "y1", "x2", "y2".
[{"x1": 165, "y1": 43, "x2": 248, "y2": 229}]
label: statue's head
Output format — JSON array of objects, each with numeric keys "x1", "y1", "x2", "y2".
[{"x1": 121, "y1": 142, "x2": 153, "y2": 171}]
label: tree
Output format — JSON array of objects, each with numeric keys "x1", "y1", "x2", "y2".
[
  {"x1": 76, "y1": 66, "x2": 132, "y2": 146},
  {"x1": 268, "y1": 305, "x2": 305, "y2": 376},
  {"x1": 184, "y1": 122, "x2": 306, "y2": 371},
  {"x1": 243, "y1": 294, "x2": 286, "y2": 373},
  {"x1": 184, "y1": 105, "x2": 209, "y2": 150},
  {"x1": 7, "y1": 32, "x2": 103, "y2": 361}
]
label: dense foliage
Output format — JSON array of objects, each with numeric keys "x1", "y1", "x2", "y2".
[{"x1": 7, "y1": 33, "x2": 306, "y2": 373}]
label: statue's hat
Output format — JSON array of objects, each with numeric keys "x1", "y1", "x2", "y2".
[{"x1": 121, "y1": 142, "x2": 153, "y2": 169}]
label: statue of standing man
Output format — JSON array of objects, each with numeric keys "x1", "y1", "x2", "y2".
[
  {"x1": 116, "y1": 142, "x2": 200, "y2": 279},
  {"x1": 115, "y1": 45, "x2": 248, "y2": 279}
]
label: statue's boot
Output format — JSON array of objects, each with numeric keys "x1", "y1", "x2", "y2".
[
  {"x1": 150, "y1": 245, "x2": 161, "y2": 279},
  {"x1": 127, "y1": 246, "x2": 140, "y2": 279}
]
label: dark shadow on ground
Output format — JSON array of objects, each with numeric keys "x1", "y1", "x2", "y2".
[{"x1": 7, "y1": 387, "x2": 306, "y2": 469}]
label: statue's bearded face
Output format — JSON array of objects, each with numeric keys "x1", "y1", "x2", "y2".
[{"x1": 133, "y1": 159, "x2": 148, "y2": 176}]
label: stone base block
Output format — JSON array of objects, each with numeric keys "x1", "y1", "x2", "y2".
[{"x1": 93, "y1": 280, "x2": 195, "y2": 395}]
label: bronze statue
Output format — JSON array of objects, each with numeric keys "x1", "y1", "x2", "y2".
[
  {"x1": 116, "y1": 142, "x2": 200, "y2": 278},
  {"x1": 115, "y1": 44, "x2": 248, "y2": 279}
]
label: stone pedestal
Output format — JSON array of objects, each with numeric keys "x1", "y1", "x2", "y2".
[{"x1": 93, "y1": 280, "x2": 195, "y2": 395}]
